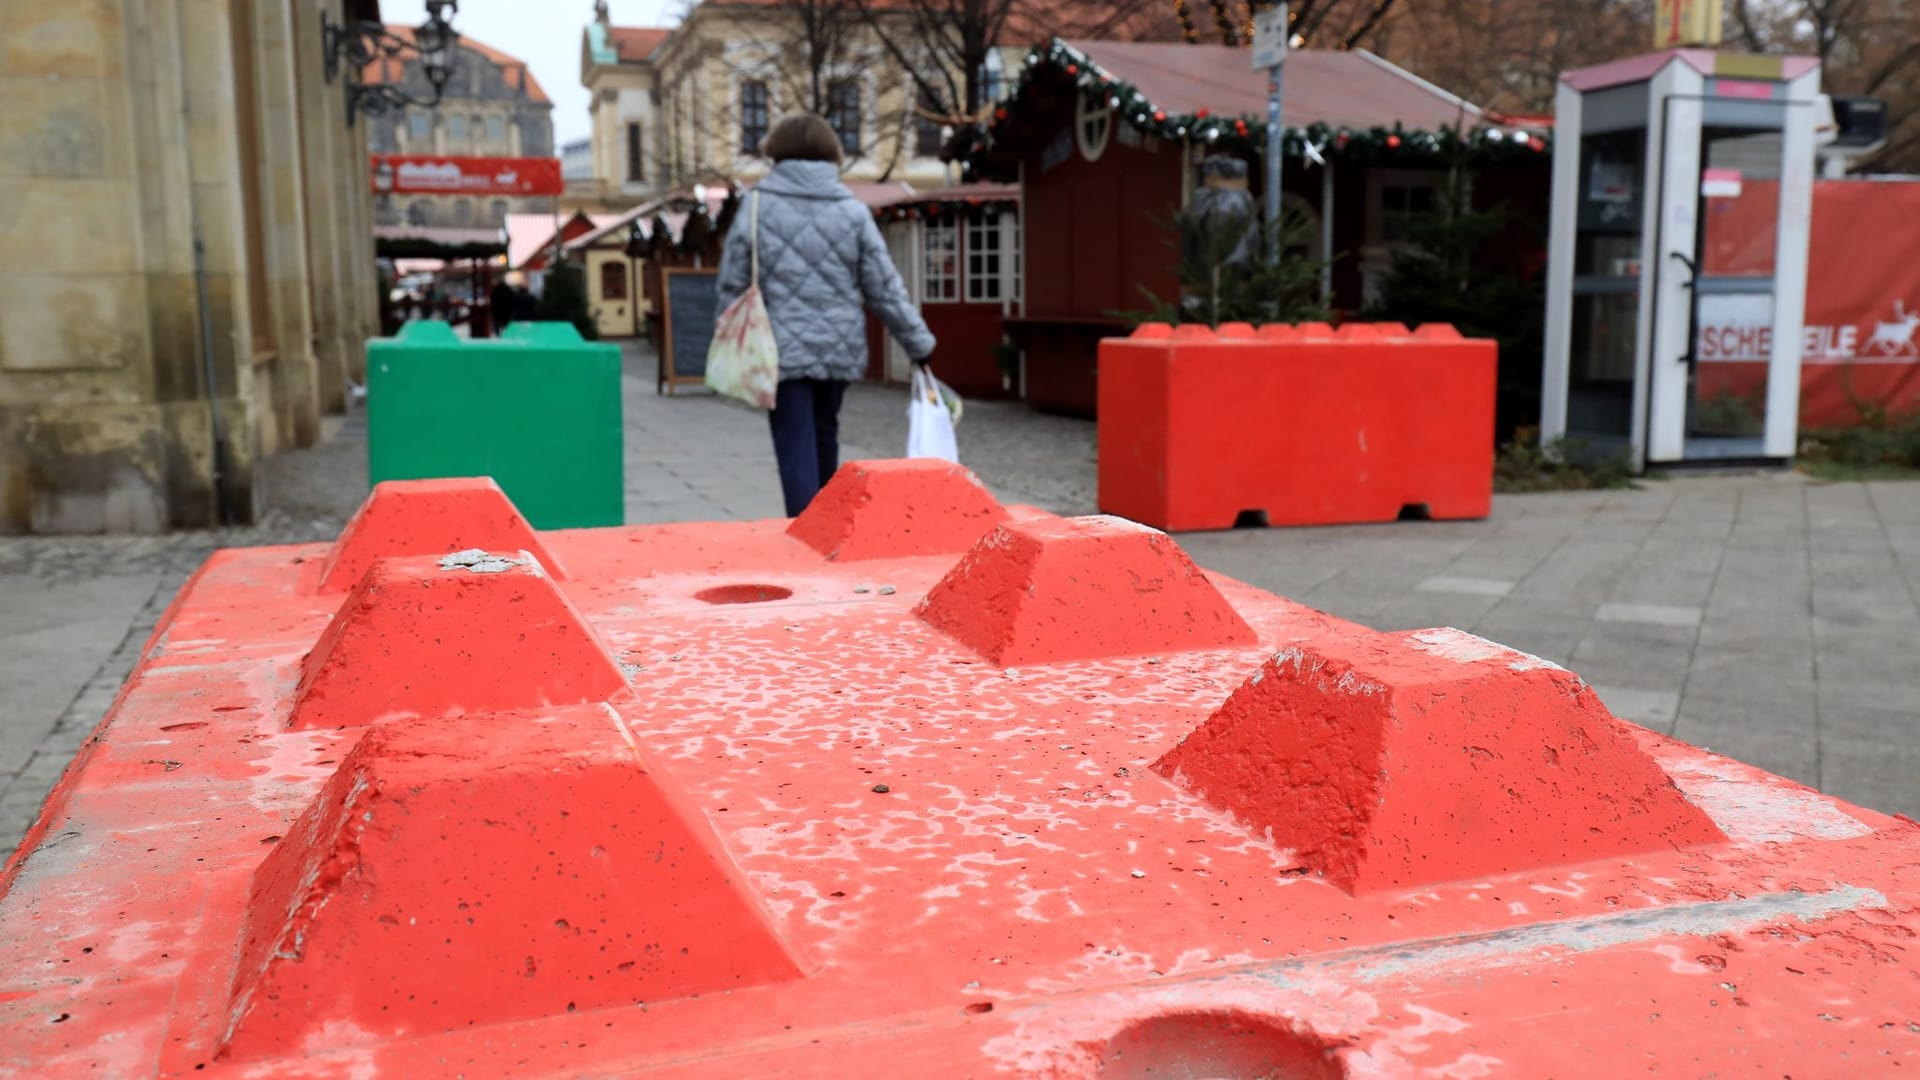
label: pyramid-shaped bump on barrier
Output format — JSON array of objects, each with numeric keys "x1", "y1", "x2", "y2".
[
  {"x1": 915, "y1": 515, "x2": 1257, "y2": 666},
  {"x1": 221, "y1": 710, "x2": 801, "y2": 1058},
  {"x1": 289, "y1": 551, "x2": 626, "y2": 730},
  {"x1": 1154, "y1": 625, "x2": 1726, "y2": 895},
  {"x1": 787, "y1": 459, "x2": 1011, "y2": 561},
  {"x1": 318, "y1": 477, "x2": 564, "y2": 591}
]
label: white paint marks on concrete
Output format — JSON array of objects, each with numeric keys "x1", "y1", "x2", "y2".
[
  {"x1": 1405, "y1": 628, "x2": 1564, "y2": 672},
  {"x1": 1416, "y1": 576, "x2": 1515, "y2": 598},
  {"x1": 1324, "y1": 884, "x2": 1883, "y2": 984},
  {"x1": 1406, "y1": 627, "x2": 1509, "y2": 663},
  {"x1": 1590, "y1": 686, "x2": 1681, "y2": 727},
  {"x1": 1668, "y1": 758, "x2": 1873, "y2": 843},
  {"x1": 1596, "y1": 602, "x2": 1702, "y2": 628},
  {"x1": 439, "y1": 549, "x2": 530, "y2": 574}
]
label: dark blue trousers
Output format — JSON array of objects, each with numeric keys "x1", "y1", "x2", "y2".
[{"x1": 769, "y1": 378, "x2": 848, "y2": 517}]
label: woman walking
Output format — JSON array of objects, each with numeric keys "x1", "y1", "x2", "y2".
[{"x1": 715, "y1": 113, "x2": 936, "y2": 517}]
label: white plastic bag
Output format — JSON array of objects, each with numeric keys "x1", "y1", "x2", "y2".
[
  {"x1": 705, "y1": 192, "x2": 780, "y2": 409},
  {"x1": 906, "y1": 365, "x2": 960, "y2": 463}
]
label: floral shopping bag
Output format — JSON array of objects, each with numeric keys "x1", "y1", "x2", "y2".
[{"x1": 705, "y1": 192, "x2": 780, "y2": 409}]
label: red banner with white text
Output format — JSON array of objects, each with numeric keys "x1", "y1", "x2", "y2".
[
  {"x1": 1697, "y1": 179, "x2": 1920, "y2": 426},
  {"x1": 370, "y1": 154, "x2": 564, "y2": 197}
]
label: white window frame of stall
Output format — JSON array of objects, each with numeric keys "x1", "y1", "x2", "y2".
[
  {"x1": 923, "y1": 218, "x2": 960, "y2": 303},
  {"x1": 965, "y1": 214, "x2": 1003, "y2": 302},
  {"x1": 947, "y1": 210, "x2": 1021, "y2": 305}
]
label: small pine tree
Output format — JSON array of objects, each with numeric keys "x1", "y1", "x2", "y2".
[
  {"x1": 537, "y1": 261, "x2": 601, "y2": 341},
  {"x1": 1126, "y1": 207, "x2": 1329, "y2": 328},
  {"x1": 1364, "y1": 169, "x2": 1544, "y2": 440}
]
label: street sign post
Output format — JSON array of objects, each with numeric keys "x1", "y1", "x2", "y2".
[{"x1": 1253, "y1": 5, "x2": 1289, "y2": 266}]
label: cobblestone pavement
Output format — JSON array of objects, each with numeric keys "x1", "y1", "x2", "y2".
[{"x1": 5, "y1": 340, "x2": 1917, "y2": 852}]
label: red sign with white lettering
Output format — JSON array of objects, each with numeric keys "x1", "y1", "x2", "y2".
[
  {"x1": 370, "y1": 155, "x2": 564, "y2": 197},
  {"x1": 1696, "y1": 179, "x2": 1920, "y2": 425}
]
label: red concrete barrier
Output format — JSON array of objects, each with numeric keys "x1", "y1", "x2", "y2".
[
  {"x1": 916, "y1": 515, "x2": 1255, "y2": 665},
  {"x1": 319, "y1": 476, "x2": 566, "y2": 589},
  {"x1": 1155, "y1": 625, "x2": 1724, "y2": 893},
  {"x1": 4, "y1": 468, "x2": 1918, "y2": 1077},
  {"x1": 1098, "y1": 322, "x2": 1497, "y2": 530},
  {"x1": 290, "y1": 551, "x2": 627, "y2": 730},
  {"x1": 788, "y1": 458, "x2": 1009, "y2": 561},
  {"x1": 224, "y1": 708, "x2": 801, "y2": 1060}
]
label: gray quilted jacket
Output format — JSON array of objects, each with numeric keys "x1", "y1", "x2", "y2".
[{"x1": 716, "y1": 161, "x2": 935, "y2": 383}]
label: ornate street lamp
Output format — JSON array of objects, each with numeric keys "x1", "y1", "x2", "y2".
[{"x1": 322, "y1": 0, "x2": 460, "y2": 127}]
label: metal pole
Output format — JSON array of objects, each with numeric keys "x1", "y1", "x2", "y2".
[
  {"x1": 1263, "y1": 5, "x2": 1288, "y2": 266},
  {"x1": 1266, "y1": 69, "x2": 1284, "y2": 265},
  {"x1": 1319, "y1": 157, "x2": 1334, "y2": 304}
]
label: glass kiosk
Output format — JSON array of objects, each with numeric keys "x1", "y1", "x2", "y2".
[{"x1": 1541, "y1": 51, "x2": 1821, "y2": 469}]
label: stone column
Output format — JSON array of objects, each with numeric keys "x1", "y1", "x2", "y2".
[
  {"x1": 248, "y1": 0, "x2": 321, "y2": 449},
  {"x1": 293, "y1": 0, "x2": 350, "y2": 415}
]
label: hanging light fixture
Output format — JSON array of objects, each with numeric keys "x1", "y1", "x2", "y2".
[{"x1": 322, "y1": 0, "x2": 461, "y2": 127}]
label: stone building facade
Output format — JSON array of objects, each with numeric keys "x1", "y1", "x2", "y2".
[
  {"x1": 580, "y1": 2, "x2": 982, "y2": 206},
  {"x1": 364, "y1": 30, "x2": 556, "y2": 230},
  {"x1": 1, "y1": 0, "x2": 381, "y2": 533}
]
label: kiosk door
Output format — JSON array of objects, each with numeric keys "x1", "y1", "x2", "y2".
[
  {"x1": 1683, "y1": 124, "x2": 1788, "y2": 458},
  {"x1": 1649, "y1": 91, "x2": 1811, "y2": 464}
]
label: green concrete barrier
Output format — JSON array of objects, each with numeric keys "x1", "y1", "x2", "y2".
[{"x1": 366, "y1": 321, "x2": 623, "y2": 529}]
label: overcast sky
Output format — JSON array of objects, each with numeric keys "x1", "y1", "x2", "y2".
[{"x1": 387, "y1": 0, "x2": 680, "y2": 148}]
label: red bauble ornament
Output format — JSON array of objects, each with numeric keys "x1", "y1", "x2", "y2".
[
  {"x1": 1066, "y1": 64, "x2": 1078, "y2": 75},
  {"x1": 1153, "y1": 110, "x2": 1166, "y2": 122},
  {"x1": 1234, "y1": 120, "x2": 1247, "y2": 135},
  {"x1": 1196, "y1": 108, "x2": 1210, "y2": 119},
  {"x1": 995, "y1": 107, "x2": 1008, "y2": 121},
  {"x1": 1528, "y1": 136, "x2": 1545, "y2": 152},
  {"x1": 1334, "y1": 132, "x2": 1349, "y2": 149},
  {"x1": 1386, "y1": 134, "x2": 1402, "y2": 149}
]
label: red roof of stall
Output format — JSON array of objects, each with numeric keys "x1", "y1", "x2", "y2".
[
  {"x1": 1063, "y1": 39, "x2": 1482, "y2": 132},
  {"x1": 870, "y1": 182, "x2": 1020, "y2": 210}
]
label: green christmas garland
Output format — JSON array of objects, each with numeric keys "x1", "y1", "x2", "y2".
[
  {"x1": 873, "y1": 196, "x2": 1016, "y2": 226},
  {"x1": 962, "y1": 38, "x2": 1550, "y2": 173}
]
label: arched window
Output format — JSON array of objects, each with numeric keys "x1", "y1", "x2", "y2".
[
  {"x1": 1076, "y1": 93, "x2": 1112, "y2": 162},
  {"x1": 407, "y1": 200, "x2": 431, "y2": 226},
  {"x1": 600, "y1": 260, "x2": 628, "y2": 301}
]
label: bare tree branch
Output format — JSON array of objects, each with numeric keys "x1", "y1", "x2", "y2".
[{"x1": 1341, "y1": 0, "x2": 1399, "y2": 48}]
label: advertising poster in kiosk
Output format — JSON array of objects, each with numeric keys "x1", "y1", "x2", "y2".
[{"x1": 1697, "y1": 179, "x2": 1920, "y2": 425}]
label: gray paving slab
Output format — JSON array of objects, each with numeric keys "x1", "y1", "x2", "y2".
[
  {"x1": 1819, "y1": 707, "x2": 1920, "y2": 816},
  {"x1": 1416, "y1": 575, "x2": 1515, "y2": 598},
  {"x1": 1588, "y1": 686, "x2": 1682, "y2": 732},
  {"x1": 1671, "y1": 696, "x2": 1820, "y2": 788},
  {"x1": 1595, "y1": 602, "x2": 1704, "y2": 628},
  {"x1": 1368, "y1": 591, "x2": 1508, "y2": 634}
]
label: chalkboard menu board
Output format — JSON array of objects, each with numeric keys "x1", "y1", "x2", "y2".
[{"x1": 660, "y1": 268, "x2": 720, "y2": 393}]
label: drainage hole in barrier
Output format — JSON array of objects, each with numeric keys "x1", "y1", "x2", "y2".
[
  {"x1": 695, "y1": 584, "x2": 795, "y2": 605},
  {"x1": 1233, "y1": 509, "x2": 1270, "y2": 529},
  {"x1": 1095, "y1": 1009, "x2": 1348, "y2": 1080},
  {"x1": 1397, "y1": 503, "x2": 1433, "y2": 522}
]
